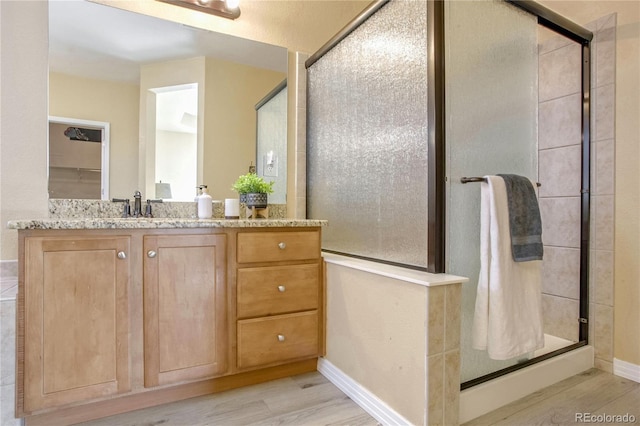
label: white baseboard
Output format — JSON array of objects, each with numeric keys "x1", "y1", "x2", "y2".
[
  {"x1": 317, "y1": 358, "x2": 412, "y2": 426},
  {"x1": 614, "y1": 358, "x2": 640, "y2": 383}
]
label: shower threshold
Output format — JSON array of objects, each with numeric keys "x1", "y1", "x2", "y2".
[{"x1": 459, "y1": 342, "x2": 593, "y2": 423}]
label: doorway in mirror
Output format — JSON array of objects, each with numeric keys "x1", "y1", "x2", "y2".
[
  {"x1": 153, "y1": 84, "x2": 198, "y2": 201},
  {"x1": 48, "y1": 117, "x2": 110, "y2": 200}
]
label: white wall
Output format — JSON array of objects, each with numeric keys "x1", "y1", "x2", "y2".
[{"x1": 155, "y1": 129, "x2": 197, "y2": 201}]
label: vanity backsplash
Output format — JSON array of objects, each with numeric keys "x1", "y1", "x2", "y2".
[{"x1": 49, "y1": 199, "x2": 286, "y2": 219}]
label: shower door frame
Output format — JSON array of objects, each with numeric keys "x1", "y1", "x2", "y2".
[
  {"x1": 441, "y1": 0, "x2": 593, "y2": 389},
  {"x1": 304, "y1": 0, "x2": 593, "y2": 387}
]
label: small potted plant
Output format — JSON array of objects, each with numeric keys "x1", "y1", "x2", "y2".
[{"x1": 231, "y1": 172, "x2": 274, "y2": 210}]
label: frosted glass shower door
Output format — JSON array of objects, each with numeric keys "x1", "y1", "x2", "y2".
[
  {"x1": 307, "y1": 1, "x2": 429, "y2": 268},
  {"x1": 444, "y1": 1, "x2": 539, "y2": 383}
]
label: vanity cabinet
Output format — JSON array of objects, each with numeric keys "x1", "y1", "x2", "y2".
[
  {"x1": 12, "y1": 222, "x2": 325, "y2": 424},
  {"x1": 236, "y1": 230, "x2": 322, "y2": 370},
  {"x1": 143, "y1": 233, "x2": 227, "y2": 387},
  {"x1": 22, "y1": 235, "x2": 131, "y2": 412}
]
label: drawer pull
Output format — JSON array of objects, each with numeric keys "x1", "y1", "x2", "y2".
[
  {"x1": 278, "y1": 242, "x2": 286, "y2": 250},
  {"x1": 147, "y1": 250, "x2": 157, "y2": 258},
  {"x1": 277, "y1": 285, "x2": 286, "y2": 292},
  {"x1": 277, "y1": 334, "x2": 285, "y2": 342},
  {"x1": 117, "y1": 251, "x2": 127, "y2": 260}
]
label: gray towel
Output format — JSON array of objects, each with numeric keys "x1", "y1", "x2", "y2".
[{"x1": 497, "y1": 174, "x2": 543, "y2": 262}]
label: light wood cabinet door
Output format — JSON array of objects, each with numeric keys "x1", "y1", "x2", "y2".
[
  {"x1": 143, "y1": 234, "x2": 227, "y2": 387},
  {"x1": 23, "y1": 236, "x2": 131, "y2": 412}
]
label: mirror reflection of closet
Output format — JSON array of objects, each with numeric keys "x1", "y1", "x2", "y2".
[{"x1": 48, "y1": 117, "x2": 109, "y2": 200}]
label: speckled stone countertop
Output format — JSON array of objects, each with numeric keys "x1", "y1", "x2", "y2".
[
  {"x1": 47, "y1": 199, "x2": 287, "y2": 220},
  {"x1": 6, "y1": 199, "x2": 321, "y2": 230},
  {"x1": 7, "y1": 218, "x2": 327, "y2": 230}
]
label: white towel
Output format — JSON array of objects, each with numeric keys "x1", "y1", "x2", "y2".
[{"x1": 472, "y1": 176, "x2": 544, "y2": 360}]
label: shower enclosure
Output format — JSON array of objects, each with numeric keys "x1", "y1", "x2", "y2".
[
  {"x1": 307, "y1": 0, "x2": 591, "y2": 390},
  {"x1": 446, "y1": 1, "x2": 592, "y2": 387}
]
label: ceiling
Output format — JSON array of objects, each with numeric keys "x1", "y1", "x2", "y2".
[{"x1": 48, "y1": 0, "x2": 288, "y2": 84}]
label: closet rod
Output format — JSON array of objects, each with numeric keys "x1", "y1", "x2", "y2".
[{"x1": 460, "y1": 176, "x2": 541, "y2": 187}]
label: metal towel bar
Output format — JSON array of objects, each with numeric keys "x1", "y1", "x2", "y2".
[{"x1": 460, "y1": 176, "x2": 541, "y2": 187}]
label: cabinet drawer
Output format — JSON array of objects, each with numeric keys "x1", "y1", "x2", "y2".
[
  {"x1": 237, "y1": 231, "x2": 320, "y2": 263},
  {"x1": 237, "y1": 264, "x2": 319, "y2": 319},
  {"x1": 237, "y1": 311, "x2": 318, "y2": 369}
]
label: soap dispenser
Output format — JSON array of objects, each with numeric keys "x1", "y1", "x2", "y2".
[{"x1": 197, "y1": 185, "x2": 213, "y2": 219}]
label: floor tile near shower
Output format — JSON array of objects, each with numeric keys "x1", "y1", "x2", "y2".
[{"x1": 0, "y1": 280, "x2": 17, "y2": 300}]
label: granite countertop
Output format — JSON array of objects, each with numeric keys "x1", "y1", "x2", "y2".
[{"x1": 7, "y1": 218, "x2": 328, "y2": 230}]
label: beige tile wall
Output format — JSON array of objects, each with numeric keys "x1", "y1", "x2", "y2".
[
  {"x1": 587, "y1": 14, "x2": 617, "y2": 373},
  {"x1": 428, "y1": 283, "x2": 462, "y2": 425},
  {"x1": 1, "y1": 260, "x2": 20, "y2": 425},
  {"x1": 537, "y1": 14, "x2": 616, "y2": 370},
  {"x1": 0, "y1": 261, "x2": 18, "y2": 300},
  {"x1": 538, "y1": 38, "x2": 582, "y2": 342}
]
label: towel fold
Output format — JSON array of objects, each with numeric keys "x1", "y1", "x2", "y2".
[
  {"x1": 497, "y1": 174, "x2": 543, "y2": 262},
  {"x1": 472, "y1": 176, "x2": 544, "y2": 360}
]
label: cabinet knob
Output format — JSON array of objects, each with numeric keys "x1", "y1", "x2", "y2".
[
  {"x1": 117, "y1": 251, "x2": 127, "y2": 259},
  {"x1": 277, "y1": 334, "x2": 285, "y2": 342},
  {"x1": 278, "y1": 242, "x2": 286, "y2": 250},
  {"x1": 277, "y1": 285, "x2": 286, "y2": 292},
  {"x1": 147, "y1": 250, "x2": 157, "y2": 258}
]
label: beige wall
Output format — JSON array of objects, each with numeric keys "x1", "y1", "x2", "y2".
[
  {"x1": 203, "y1": 58, "x2": 284, "y2": 200},
  {"x1": 538, "y1": 0, "x2": 640, "y2": 368},
  {"x1": 49, "y1": 72, "x2": 140, "y2": 199},
  {"x1": 0, "y1": 1, "x2": 49, "y2": 260},
  {"x1": 325, "y1": 263, "x2": 427, "y2": 424},
  {"x1": 324, "y1": 259, "x2": 463, "y2": 425}
]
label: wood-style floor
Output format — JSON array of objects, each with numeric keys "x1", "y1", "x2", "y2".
[
  {"x1": 464, "y1": 368, "x2": 640, "y2": 426},
  {"x1": 78, "y1": 369, "x2": 639, "y2": 426},
  {"x1": 78, "y1": 372, "x2": 380, "y2": 426}
]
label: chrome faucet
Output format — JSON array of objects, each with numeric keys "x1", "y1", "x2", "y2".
[
  {"x1": 132, "y1": 190, "x2": 143, "y2": 217},
  {"x1": 113, "y1": 191, "x2": 162, "y2": 218},
  {"x1": 144, "y1": 198, "x2": 163, "y2": 218},
  {"x1": 112, "y1": 198, "x2": 131, "y2": 217}
]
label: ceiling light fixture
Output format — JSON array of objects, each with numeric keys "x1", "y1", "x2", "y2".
[{"x1": 157, "y1": 0, "x2": 240, "y2": 20}]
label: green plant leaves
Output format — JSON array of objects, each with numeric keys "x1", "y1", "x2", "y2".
[{"x1": 231, "y1": 173, "x2": 275, "y2": 194}]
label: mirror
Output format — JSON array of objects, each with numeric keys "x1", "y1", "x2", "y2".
[
  {"x1": 48, "y1": 116, "x2": 110, "y2": 200},
  {"x1": 48, "y1": 0, "x2": 288, "y2": 202}
]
